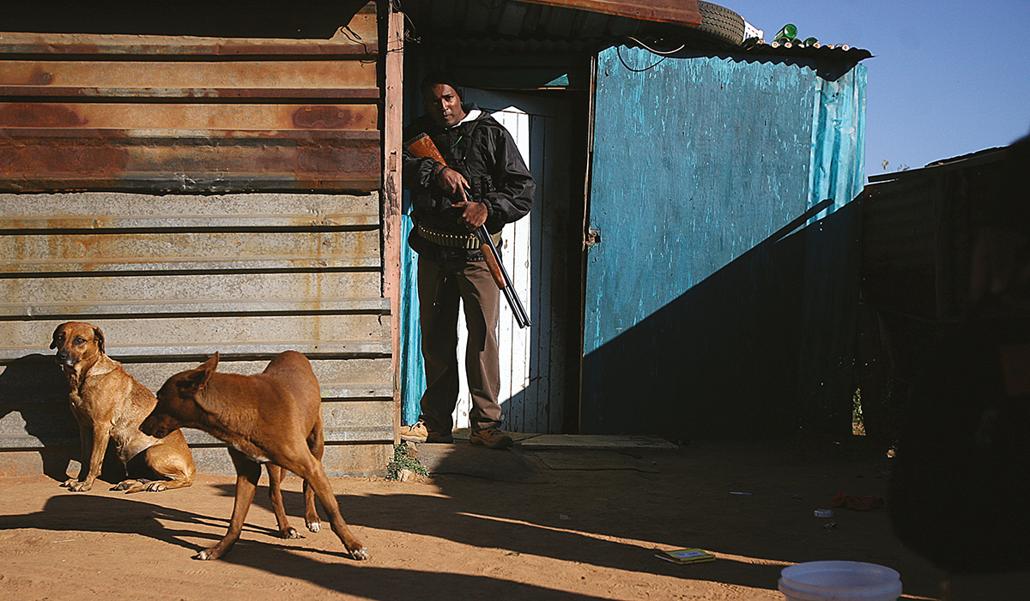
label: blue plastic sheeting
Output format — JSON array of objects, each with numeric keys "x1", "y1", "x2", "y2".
[{"x1": 399, "y1": 212, "x2": 424, "y2": 426}]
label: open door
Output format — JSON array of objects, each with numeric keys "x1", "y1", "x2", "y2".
[
  {"x1": 400, "y1": 86, "x2": 579, "y2": 434},
  {"x1": 456, "y1": 88, "x2": 577, "y2": 434}
]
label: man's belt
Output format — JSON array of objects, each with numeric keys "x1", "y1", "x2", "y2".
[{"x1": 417, "y1": 223, "x2": 501, "y2": 250}]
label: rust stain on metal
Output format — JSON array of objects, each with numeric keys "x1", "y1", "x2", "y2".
[
  {"x1": 0, "y1": 143, "x2": 129, "y2": 178},
  {"x1": 292, "y1": 106, "x2": 368, "y2": 130},
  {"x1": 0, "y1": 86, "x2": 380, "y2": 101},
  {"x1": 1, "y1": 60, "x2": 376, "y2": 90},
  {"x1": 27, "y1": 68, "x2": 54, "y2": 85},
  {"x1": 0, "y1": 11, "x2": 379, "y2": 57},
  {"x1": 0, "y1": 103, "x2": 376, "y2": 132},
  {"x1": 296, "y1": 145, "x2": 380, "y2": 175},
  {"x1": 0, "y1": 135, "x2": 381, "y2": 191},
  {"x1": 0, "y1": 103, "x2": 85, "y2": 127}
]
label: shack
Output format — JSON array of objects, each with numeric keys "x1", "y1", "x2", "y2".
[
  {"x1": 0, "y1": 1, "x2": 871, "y2": 479},
  {"x1": 857, "y1": 143, "x2": 1028, "y2": 440},
  {"x1": 0, "y1": 1, "x2": 398, "y2": 476},
  {"x1": 397, "y1": 1, "x2": 871, "y2": 440}
]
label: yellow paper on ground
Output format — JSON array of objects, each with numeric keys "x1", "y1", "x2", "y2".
[{"x1": 655, "y1": 548, "x2": 716, "y2": 564}]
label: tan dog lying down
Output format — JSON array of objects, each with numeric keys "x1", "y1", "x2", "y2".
[
  {"x1": 141, "y1": 351, "x2": 368, "y2": 561},
  {"x1": 50, "y1": 321, "x2": 195, "y2": 493}
]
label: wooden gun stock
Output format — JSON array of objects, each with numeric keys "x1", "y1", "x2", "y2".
[
  {"x1": 406, "y1": 133, "x2": 449, "y2": 168},
  {"x1": 405, "y1": 133, "x2": 531, "y2": 328}
]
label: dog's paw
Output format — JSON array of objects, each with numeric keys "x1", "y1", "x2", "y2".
[
  {"x1": 194, "y1": 549, "x2": 216, "y2": 561},
  {"x1": 60, "y1": 478, "x2": 76, "y2": 488},
  {"x1": 349, "y1": 547, "x2": 370, "y2": 561},
  {"x1": 279, "y1": 527, "x2": 300, "y2": 540},
  {"x1": 145, "y1": 482, "x2": 166, "y2": 492},
  {"x1": 68, "y1": 480, "x2": 93, "y2": 492},
  {"x1": 306, "y1": 520, "x2": 321, "y2": 533}
]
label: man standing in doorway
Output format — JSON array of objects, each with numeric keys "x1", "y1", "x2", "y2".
[{"x1": 400, "y1": 72, "x2": 535, "y2": 449}]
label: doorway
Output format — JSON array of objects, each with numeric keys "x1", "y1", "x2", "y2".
[{"x1": 399, "y1": 77, "x2": 588, "y2": 434}]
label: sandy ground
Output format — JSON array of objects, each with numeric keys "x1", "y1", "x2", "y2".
[{"x1": 0, "y1": 440, "x2": 1011, "y2": 601}]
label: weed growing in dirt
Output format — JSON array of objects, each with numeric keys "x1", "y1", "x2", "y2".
[
  {"x1": 852, "y1": 387, "x2": 866, "y2": 436},
  {"x1": 386, "y1": 441, "x2": 428, "y2": 481}
]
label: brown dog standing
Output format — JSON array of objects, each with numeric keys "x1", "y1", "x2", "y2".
[
  {"x1": 50, "y1": 321, "x2": 195, "y2": 493},
  {"x1": 141, "y1": 351, "x2": 368, "y2": 561}
]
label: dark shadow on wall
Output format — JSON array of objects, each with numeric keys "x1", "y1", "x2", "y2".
[
  {"x1": 579, "y1": 199, "x2": 863, "y2": 441},
  {"x1": 0, "y1": 353, "x2": 122, "y2": 482},
  {"x1": 4, "y1": 1, "x2": 371, "y2": 38},
  {"x1": 0, "y1": 354, "x2": 76, "y2": 480}
]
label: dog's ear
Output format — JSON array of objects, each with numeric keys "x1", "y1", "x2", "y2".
[
  {"x1": 49, "y1": 324, "x2": 63, "y2": 349},
  {"x1": 201, "y1": 352, "x2": 220, "y2": 374},
  {"x1": 181, "y1": 352, "x2": 220, "y2": 392},
  {"x1": 92, "y1": 326, "x2": 106, "y2": 354}
]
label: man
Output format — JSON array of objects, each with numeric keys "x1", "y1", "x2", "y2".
[{"x1": 399, "y1": 72, "x2": 534, "y2": 449}]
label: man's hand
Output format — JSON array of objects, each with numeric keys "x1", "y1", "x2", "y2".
[
  {"x1": 435, "y1": 166, "x2": 469, "y2": 197},
  {"x1": 451, "y1": 200, "x2": 489, "y2": 229}
]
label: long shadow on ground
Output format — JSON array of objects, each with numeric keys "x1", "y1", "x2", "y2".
[
  {"x1": 0, "y1": 492, "x2": 614, "y2": 601},
  {"x1": 207, "y1": 441, "x2": 941, "y2": 597}
]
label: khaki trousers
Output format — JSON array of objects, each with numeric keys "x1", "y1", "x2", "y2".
[{"x1": 417, "y1": 255, "x2": 502, "y2": 433}]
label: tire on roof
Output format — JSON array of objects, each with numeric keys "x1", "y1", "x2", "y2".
[{"x1": 696, "y1": 1, "x2": 746, "y2": 46}]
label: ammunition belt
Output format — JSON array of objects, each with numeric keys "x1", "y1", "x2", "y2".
[{"x1": 417, "y1": 224, "x2": 501, "y2": 250}]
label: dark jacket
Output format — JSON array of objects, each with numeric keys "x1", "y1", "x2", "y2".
[{"x1": 403, "y1": 105, "x2": 534, "y2": 259}]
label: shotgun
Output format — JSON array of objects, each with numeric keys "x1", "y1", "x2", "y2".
[{"x1": 405, "y1": 132, "x2": 531, "y2": 329}]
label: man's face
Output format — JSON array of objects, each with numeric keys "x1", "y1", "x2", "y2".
[{"x1": 425, "y1": 83, "x2": 466, "y2": 127}]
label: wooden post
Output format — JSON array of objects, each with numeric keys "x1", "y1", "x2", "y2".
[{"x1": 382, "y1": 6, "x2": 404, "y2": 445}]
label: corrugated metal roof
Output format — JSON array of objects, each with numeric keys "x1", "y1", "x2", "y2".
[
  {"x1": 404, "y1": 0, "x2": 870, "y2": 63},
  {"x1": 868, "y1": 146, "x2": 1008, "y2": 183},
  {"x1": 404, "y1": 0, "x2": 650, "y2": 43},
  {"x1": 519, "y1": 0, "x2": 701, "y2": 27},
  {"x1": 739, "y1": 39, "x2": 872, "y2": 62}
]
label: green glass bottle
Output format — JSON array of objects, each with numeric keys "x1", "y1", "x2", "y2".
[{"x1": 773, "y1": 23, "x2": 797, "y2": 43}]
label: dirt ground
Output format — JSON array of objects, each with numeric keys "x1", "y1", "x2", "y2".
[{"x1": 0, "y1": 439, "x2": 1019, "y2": 600}]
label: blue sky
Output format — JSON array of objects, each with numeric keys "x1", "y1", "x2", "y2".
[{"x1": 726, "y1": 0, "x2": 1030, "y2": 176}]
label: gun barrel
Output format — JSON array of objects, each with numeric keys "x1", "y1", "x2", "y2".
[{"x1": 476, "y1": 226, "x2": 530, "y2": 329}]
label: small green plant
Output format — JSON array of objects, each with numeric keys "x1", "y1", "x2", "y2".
[
  {"x1": 386, "y1": 441, "x2": 429, "y2": 480},
  {"x1": 852, "y1": 387, "x2": 866, "y2": 436}
]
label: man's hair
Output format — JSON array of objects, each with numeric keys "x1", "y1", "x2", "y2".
[{"x1": 420, "y1": 70, "x2": 464, "y2": 99}]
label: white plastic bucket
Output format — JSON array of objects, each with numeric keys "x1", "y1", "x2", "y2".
[{"x1": 778, "y1": 561, "x2": 903, "y2": 601}]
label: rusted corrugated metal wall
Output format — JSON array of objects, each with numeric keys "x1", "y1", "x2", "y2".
[
  {"x1": 0, "y1": 4, "x2": 394, "y2": 476},
  {"x1": 857, "y1": 149, "x2": 1010, "y2": 439}
]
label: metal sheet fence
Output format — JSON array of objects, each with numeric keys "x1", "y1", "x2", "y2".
[
  {"x1": 0, "y1": 7, "x2": 380, "y2": 193},
  {"x1": 0, "y1": 2, "x2": 393, "y2": 476},
  {"x1": 0, "y1": 192, "x2": 393, "y2": 475}
]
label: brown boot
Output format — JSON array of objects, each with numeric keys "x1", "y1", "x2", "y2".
[
  {"x1": 399, "y1": 420, "x2": 428, "y2": 442},
  {"x1": 469, "y1": 427, "x2": 513, "y2": 449}
]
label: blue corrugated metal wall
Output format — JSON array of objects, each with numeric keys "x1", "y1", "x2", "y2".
[
  {"x1": 581, "y1": 47, "x2": 867, "y2": 436},
  {"x1": 809, "y1": 63, "x2": 867, "y2": 217}
]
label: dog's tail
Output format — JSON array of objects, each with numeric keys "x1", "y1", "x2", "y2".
[{"x1": 307, "y1": 418, "x2": 325, "y2": 461}]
